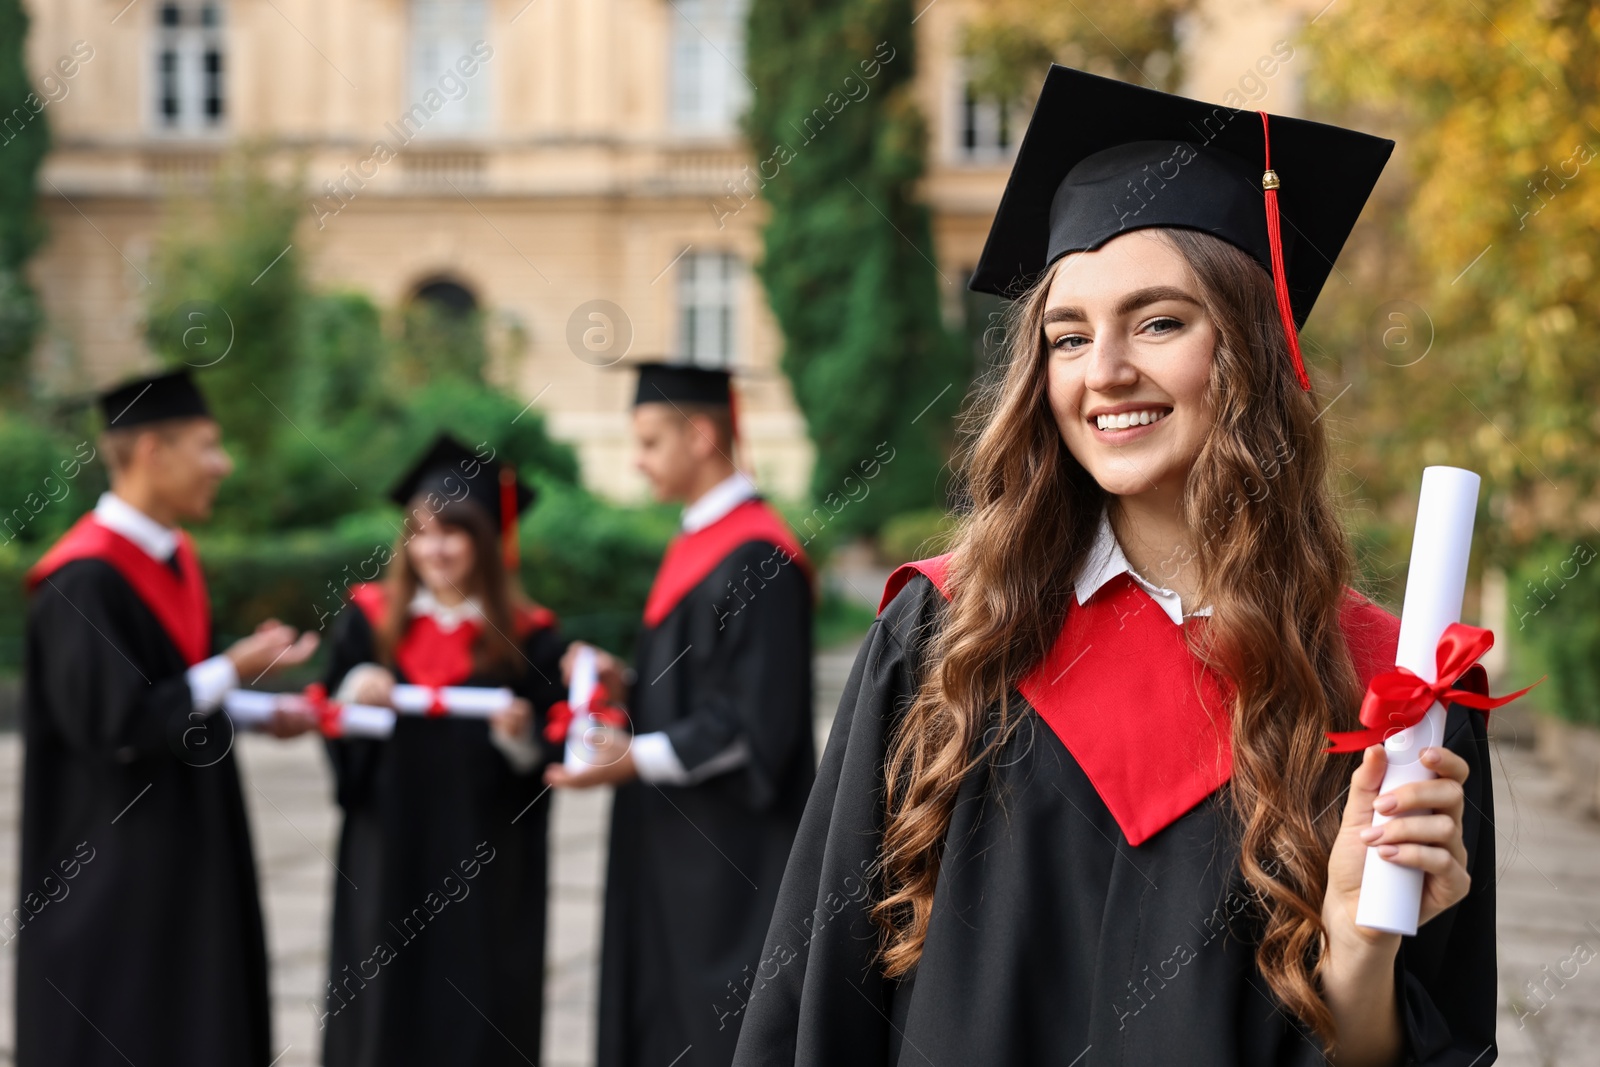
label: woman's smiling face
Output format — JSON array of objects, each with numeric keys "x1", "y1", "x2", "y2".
[{"x1": 1043, "y1": 229, "x2": 1217, "y2": 502}]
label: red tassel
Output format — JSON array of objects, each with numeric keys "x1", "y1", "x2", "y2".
[
  {"x1": 1258, "y1": 111, "x2": 1311, "y2": 392},
  {"x1": 498, "y1": 465, "x2": 519, "y2": 572}
]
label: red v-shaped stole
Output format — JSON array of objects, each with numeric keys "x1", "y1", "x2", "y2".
[
  {"x1": 27, "y1": 514, "x2": 212, "y2": 666},
  {"x1": 642, "y1": 499, "x2": 811, "y2": 628},
  {"x1": 880, "y1": 554, "x2": 1401, "y2": 846},
  {"x1": 350, "y1": 582, "x2": 557, "y2": 688}
]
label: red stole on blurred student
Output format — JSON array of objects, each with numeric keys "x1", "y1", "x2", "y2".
[
  {"x1": 27, "y1": 515, "x2": 211, "y2": 666},
  {"x1": 350, "y1": 582, "x2": 555, "y2": 687},
  {"x1": 642, "y1": 499, "x2": 810, "y2": 628}
]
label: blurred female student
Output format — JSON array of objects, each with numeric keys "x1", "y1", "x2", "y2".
[{"x1": 320, "y1": 434, "x2": 566, "y2": 1067}]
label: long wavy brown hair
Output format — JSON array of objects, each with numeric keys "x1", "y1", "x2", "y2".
[
  {"x1": 872, "y1": 228, "x2": 1368, "y2": 1048},
  {"x1": 374, "y1": 498, "x2": 529, "y2": 675}
]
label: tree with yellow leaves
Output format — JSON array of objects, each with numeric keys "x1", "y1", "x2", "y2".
[
  {"x1": 1306, "y1": 0, "x2": 1599, "y2": 558},
  {"x1": 961, "y1": 0, "x2": 1196, "y2": 104},
  {"x1": 1306, "y1": 0, "x2": 1600, "y2": 722}
]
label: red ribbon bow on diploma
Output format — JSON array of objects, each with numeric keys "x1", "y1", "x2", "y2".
[
  {"x1": 423, "y1": 687, "x2": 449, "y2": 717},
  {"x1": 1325, "y1": 622, "x2": 1543, "y2": 753},
  {"x1": 302, "y1": 683, "x2": 348, "y2": 738},
  {"x1": 544, "y1": 683, "x2": 629, "y2": 744}
]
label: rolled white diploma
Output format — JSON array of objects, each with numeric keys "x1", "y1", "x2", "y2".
[
  {"x1": 222, "y1": 689, "x2": 397, "y2": 739},
  {"x1": 222, "y1": 689, "x2": 280, "y2": 729},
  {"x1": 1354, "y1": 465, "x2": 1481, "y2": 936},
  {"x1": 564, "y1": 646, "x2": 601, "y2": 771},
  {"x1": 390, "y1": 684, "x2": 515, "y2": 718},
  {"x1": 325, "y1": 704, "x2": 398, "y2": 739}
]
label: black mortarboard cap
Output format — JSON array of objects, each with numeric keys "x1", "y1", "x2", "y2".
[
  {"x1": 970, "y1": 65, "x2": 1394, "y2": 389},
  {"x1": 98, "y1": 369, "x2": 212, "y2": 428},
  {"x1": 631, "y1": 362, "x2": 733, "y2": 408},
  {"x1": 389, "y1": 433, "x2": 535, "y2": 554}
]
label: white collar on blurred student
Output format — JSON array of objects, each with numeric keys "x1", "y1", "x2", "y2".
[
  {"x1": 94, "y1": 491, "x2": 178, "y2": 562},
  {"x1": 1073, "y1": 504, "x2": 1213, "y2": 626},
  {"x1": 681, "y1": 469, "x2": 759, "y2": 533},
  {"x1": 408, "y1": 588, "x2": 485, "y2": 630}
]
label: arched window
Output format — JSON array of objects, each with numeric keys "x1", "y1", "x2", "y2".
[
  {"x1": 676, "y1": 251, "x2": 741, "y2": 367},
  {"x1": 669, "y1": 0, "x2": 750, "y2": 135},
  {"x1": 413, "y1": 278, "x2": 479, "y2": 316},
  {"x1": 153, "y1": 1, "x2": 225, "y2": 133},
  {"x1": 403, "y1": 277, "x2": 487, "y2": 381}
]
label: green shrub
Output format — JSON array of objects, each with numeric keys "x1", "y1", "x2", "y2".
[
  {"x1": 517, "y1": 479, "x2": 677, "y2": 654},
  {"x1": 0, "y1": 413, "x2": 104, "y2": 549},
  {"x1": 878, "y1": 507, "x2": 959, "y2": 567},
  {"x1": 815, "y1": 588, "x2": 878, "y2": 650},
  {"x1": 1507, "y1": 536, "x2": 1600, "y2": 727}
]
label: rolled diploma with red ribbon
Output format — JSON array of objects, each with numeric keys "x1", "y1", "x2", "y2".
[
  {"x1": 1355, "y1": 465, "x2": 1481, "y2": 935},
  {"x1": 223, "y1": 689, "x2": 396, "y2": 739},
  {"x1": 564, "y1": 645, "x2": 601, "y2": 771},
  {"x1": 390, "y1": 684, "x2": 515, "y2": 718}
]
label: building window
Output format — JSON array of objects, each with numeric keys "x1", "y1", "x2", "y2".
[
  {"x1": 408, "y1": 0, "x2": 489, "y2": 136},
  {"x1": 956, "y1": 77, "x2": 1015, "y2": 163},
  {"x1": 154, "y1": 2, "x2": 225, "y2": 133},
  {"x1": 677, "y1": 252, "x2": 741, "y2": 367},
  {"x1": 669, "y1": 0, "x2": 750, "y2": 135},
  {"x1": 414, "y1": 278, "x2": 478, "y2": 316}
]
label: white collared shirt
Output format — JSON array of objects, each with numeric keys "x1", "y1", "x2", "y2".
[
  {"x1": 632, "y1": 469, "x2": 763, "y2": 786},
  {"x1": 1073, "y1": 505, "x2": 1213, "y2": 626},
  {"x1": 94, "y1": 492, "x2": 238, "y2": 711},
  {"x1": 94, "y1": 491, "x2": 178, "y2": 560},
  {"x1": 681, "y1": 470, "x2": 759, "y2": 532},
  {"x1": 408, "y1": 587, "x2": 485, "y2": 631}
]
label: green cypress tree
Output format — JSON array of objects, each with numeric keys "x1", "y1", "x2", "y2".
[
  {"x1": 745, "y1": 0, "x2": 968, "y2": 536},
  {"x1": 0, "y1": 0, "x2": 52, "y2": 394}
]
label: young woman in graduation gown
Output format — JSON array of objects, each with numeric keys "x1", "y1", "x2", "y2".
[
  {"x1": 733, "y1": 67, "x2": 1504, "y2": 1067},
  {"x1": 319, "y1": 436, "x2": 566, "y2": 1067}
]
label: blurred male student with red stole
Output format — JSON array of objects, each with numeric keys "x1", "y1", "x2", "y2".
[
  {"x1": 547, "y1": 362, "x2": 815, "y2": 1067},
  {"x1": 18, "y1": 369, "x2": 318, "y2": 1067}
]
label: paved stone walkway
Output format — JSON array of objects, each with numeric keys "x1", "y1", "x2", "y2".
[{"x1": 0, "y1": 645, "x2": 1593, "y2": 1064}]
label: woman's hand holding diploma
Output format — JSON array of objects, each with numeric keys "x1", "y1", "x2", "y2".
[
  {"x1": 1327, "y1": 743, "x2": 1474, "y2": 943},
  {"x1": 342, "y1": 663, "x2": 397, "y2": 707},
  {"x1": 1317, "y1": 742, "x2": 1473, "y2": 1064}
]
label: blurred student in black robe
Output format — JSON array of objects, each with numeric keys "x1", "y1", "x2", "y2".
[
  {"x1": 318, "y1": 433, "x2": 567, "y2": 1067},
  {"x1": 734, "y1": 69, "x2": 1504, "y2": 1066},
  {"x1": 18, "y1": 369, "x2": 319, "y2": 1067},
  {"x1": 545, "y1": 363, "x2": 815, "y2": 1067}
]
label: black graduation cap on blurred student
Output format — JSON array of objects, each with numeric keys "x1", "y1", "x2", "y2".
[
  {"x1": 626, "y1": 361, "x2": 741, "y2": 444},
  {"x1": 98, "y1": 369, "x2": 212, "y2": 428},
  {"x1": 630, "y1": 362, "x2": 733, "y2": 408},
  {"x1": 389, "y1": 433, "x2": 535, "y2": 568},
  {"x1": 970, "y1": 65, "x2": 1395, "y2": 390}
]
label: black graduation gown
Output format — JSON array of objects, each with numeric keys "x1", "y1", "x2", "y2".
[
  {"x1": 18, "y1": 558, "x2": 272, "y2": 1066},
  {"x1": 732, "y1": 574, "x2": 1500, "y2": 1067},
  {"x1": 319, "y1": 602, "x2": 567, "y2": 1067},
  {"x1": 599, "y1": 539, "x2": 816, "y2": 1067}
]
